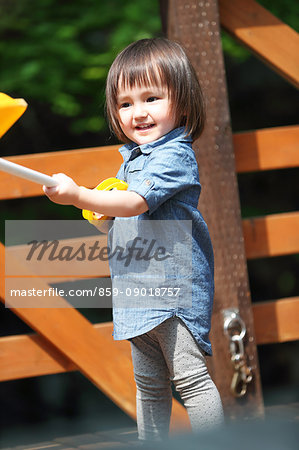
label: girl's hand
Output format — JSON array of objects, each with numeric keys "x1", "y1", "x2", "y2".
[{"x1": 43, "y1": 173, "x2": 80, "y2": 205}]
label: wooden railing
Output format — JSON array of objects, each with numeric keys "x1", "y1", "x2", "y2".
[{"x1": 1, "y1": 124, "x2": 298, "y2": 369}]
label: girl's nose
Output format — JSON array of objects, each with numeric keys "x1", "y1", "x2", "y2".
[{"x1": 133, "y1": 104, "x2": 148, "y2": 120}]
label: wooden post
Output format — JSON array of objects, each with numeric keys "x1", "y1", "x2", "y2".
[{"x1": 160, "y1": 0, "x2": 264, "y2": 419}]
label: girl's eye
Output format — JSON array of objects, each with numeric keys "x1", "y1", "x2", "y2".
[
  {"x1": 147, "y1": 96, "x2": 158, "y2": 102},
  {"x1": 120, "y1": 102, "x2": 130, "y2": 108}
]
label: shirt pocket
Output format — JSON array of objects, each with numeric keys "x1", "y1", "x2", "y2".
[
  {"x1": 127, "y1": 156, "x2": 145, "y2": 173},
  {"x1": 125, "y1": 156, "x2": 146, "y2": 183},
  {"x1": 126, "y1": 157, "x2": 155, "y2": 200}
]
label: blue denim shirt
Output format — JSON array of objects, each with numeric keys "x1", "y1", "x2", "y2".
[{"x1": 109, "y1": 127, "x2": 214, "y2": 355}]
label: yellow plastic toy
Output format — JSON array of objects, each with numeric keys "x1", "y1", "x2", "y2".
[
  {"x1": 0, "y1": 92, "x2": 27, "y2": 139},
  {"x1": 82, "y1": 177, "x2": 128, "y2": 223}
]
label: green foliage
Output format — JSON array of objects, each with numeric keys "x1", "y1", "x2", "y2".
[
  {"x1": 0, "y1": 0, "x2": 161, "y2": 135},
  {"x1": 0, "y1": 0, "x2": 297, "y2": 135},
  {"x1": 258, "y1": 0, "x2": 299, "y2": 31}
]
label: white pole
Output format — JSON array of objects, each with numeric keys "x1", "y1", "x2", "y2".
[{"x1": 0, "y1": 158, "x2": 58, "y2": 187}]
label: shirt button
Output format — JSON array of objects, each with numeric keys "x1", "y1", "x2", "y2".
[{"x1": 145, "y1": 179, "x2": 151, "y2": 186}]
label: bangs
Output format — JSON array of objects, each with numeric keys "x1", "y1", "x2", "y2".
[{"x1": 118, "y1": 59, "x2": 167, "y2": 92}]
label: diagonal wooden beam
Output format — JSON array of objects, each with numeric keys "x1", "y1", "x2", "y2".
[
  {"x1": 0, "y1": 241, "x2": 190, "y2": 432},
  {"x1": 0, "y1": 323, "x2": 129, "y2": 382},
  {"x1": 219, "y1": 0, "x2": 299, "y2": 88},
  {"x1": 0, "y1": 242, "x2": 136, "y2": 418}
]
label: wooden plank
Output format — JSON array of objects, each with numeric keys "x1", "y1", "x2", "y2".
[
  {"x1": 6, "y1": 211, "x2": 299, "y2": 282},
  {"x1": 1, "y1": 124, "x2": 298, "y2": 200},
  {"x1": 2, "y1": 296, "x2": 299, "y2": 383},
  {"x1": 219, "y1": 0, "x2": 299, "y2": 88},
  {"x1": 0, "y1": 242, "x2": 190, "y2": 432},
  {"x1": 2, "y1": 295, "x2": 299, "y2": 382},
  {"x1": 5, "y1": 235, "x2": 110, "y2": 279},
  {"x1": 161, "y1": 0, "x2": 264, "y2": 419},
  {"x1": 0, "y1": 323, "x2": 127, "y2": 382},
  {"x1": 8, "y1": 210, "x2": 299, "y2": 282},
  {"x1": 253, "y1": 297, "x2": 299, "y2": 344},
  {"x1": 0, "y1": 145, "x2": 122, "y2": 200},
  {"x1": 242, "y1": 212, "x2": 299, "y2": 259},
  {"x1": 0, "y1": 330, "x2": 79, "y2": 381},
  {"x1": 233, "y1": 125, "x2": 299, "y2": 173}
]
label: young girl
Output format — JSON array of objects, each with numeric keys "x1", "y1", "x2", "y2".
[{"x1": 44, "y1": 38, "x2": 224, "y2": 441}]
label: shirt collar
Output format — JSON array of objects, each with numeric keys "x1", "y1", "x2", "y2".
[{"x1": 118, "y1": 127, "x2": 193, "y2": 162}]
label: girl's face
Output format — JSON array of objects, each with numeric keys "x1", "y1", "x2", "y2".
[{"x1": 117, "y1": 83, "x2": 177, "y2": 145}]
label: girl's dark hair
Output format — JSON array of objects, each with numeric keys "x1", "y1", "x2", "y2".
[{"x1": 106, "y1": 38, "x2": 205, "y2": 142}]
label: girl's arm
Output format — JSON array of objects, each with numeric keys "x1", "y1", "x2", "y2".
[{"x1": 43, "y1": 173, "x2": 148, "y2": 217}]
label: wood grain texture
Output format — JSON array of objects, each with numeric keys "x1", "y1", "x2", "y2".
[
  {"x1": 3, "y1": 296, "x2": 299, "y2": 382},
  {"x1": 252, "y1": 297, "x2": 299, "y2": 344},
  {"x1": 219, "y1": 0, "x2": 299, "y2": 87},
  {"x1": 233, "y1": 126, "x2": 299, "y2": 173},
  {"x1": 1, "y1": 125, "x2": 298, "y2": 200},
  {"x1": 243, "y1": 212, "x2": 299, "y2": 259},
  {"x1": 5, "y1": 234, "x2": 110, "y2": 279},
  {"x1": 0, "y1": 145, "x2": 122, "y2": 199}
]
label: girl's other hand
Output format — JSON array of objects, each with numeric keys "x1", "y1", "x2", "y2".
[{"x1": 43, "y1": 173, "x2": 80, "y2": 205}]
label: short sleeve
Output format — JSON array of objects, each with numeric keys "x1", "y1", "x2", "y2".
[
  {"x1": 127, "y1": 144, "x2": 200, "y2": 215},
  {"x1": 115, "y1": 162, "x2": 125, "y2": 180}
]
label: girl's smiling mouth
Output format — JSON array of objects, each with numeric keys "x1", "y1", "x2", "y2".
[{"x1": 135, "y1": 124, "x2": 155, "y2": 130}]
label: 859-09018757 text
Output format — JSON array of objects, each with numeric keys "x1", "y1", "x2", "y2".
[{"x1": 99, "y1": 287, "x2": 181, "y2": 297}]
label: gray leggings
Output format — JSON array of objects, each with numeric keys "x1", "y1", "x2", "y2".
[{"x1": 130, "y1": 317, "x2": 224, "y2": 441}]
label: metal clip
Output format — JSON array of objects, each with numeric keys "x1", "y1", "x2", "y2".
[
  {"x1": 231, "y1": 370, "x2": 247, "y2": 397},
  {"x1": 223, "y1": 308, "x2": 246, "y2": 340},
  {"x1": 223, "y1": 308, "x2": 253, "y2": 398}
]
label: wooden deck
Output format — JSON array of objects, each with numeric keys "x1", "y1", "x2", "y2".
[
  {"x1": 2, "y1": 404, "x2": 299, "y2": 450},
  {"x1": 1, "y1": 427, "x2": 139, "y2": 450}
]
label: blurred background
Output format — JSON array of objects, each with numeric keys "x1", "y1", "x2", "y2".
[{"x1": 0, "y1": 0, "x2": 298, "y2": 447}]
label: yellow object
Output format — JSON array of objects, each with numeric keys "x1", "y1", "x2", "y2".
[
  {"x1": 82, "y1": 177, "x2": 128, "y2": 223},
  {"x1": 0, "y1": 93, "x2": 28, "y2": 138}
]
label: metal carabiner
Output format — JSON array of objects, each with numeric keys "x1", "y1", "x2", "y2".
[
  {"x1": 231, "y1": 370, "x2": 248, "y2": 397},
  {"x1": 231, "y1": 333, "x2": 245, "y2": 358},
  {"x1": 224, "y1": 308, "x2": 253, "y2": 398},
  {"x1": 223, "y1": 308, "x2": 246, "y2": 340}
]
